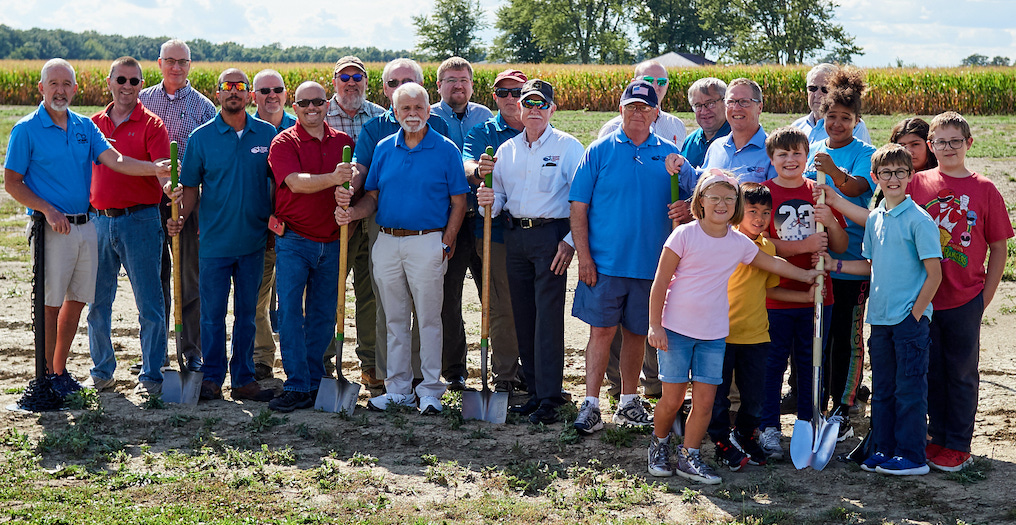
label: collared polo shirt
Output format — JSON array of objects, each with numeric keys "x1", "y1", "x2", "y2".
[
  {"x1": 431, "y1": 100, "x2": 494, "y2": 152},
  {"x1": 90, "y1": 101, "x2": 170, "y2": 209},
  {"x1": 598, "y1": 111, "x2": 688, "y2": 147},
  {"x1": 180, "y1": 113, "x2": 274, "y2": 258},
  {"x1": 792, "y1": 113, "x2": 872, "y2": 145},
  {"x1": 569, "y1": 127, "x2": 679, "y2": 280},
  {"x1": 489, "y1": 124, "x2": 584, "y2": 220},
  {"x1": 463, "y1": 112, "x2": 522, "y2": 243},
  {"x1": 681, "y1": 120, "x2": 731, "y2": 168},
  {"x1": 353, "y1": 107, "x2": 450, "y2": 170},
  {"x1": 365, "y1": 125, "x2": 470, "y2": 231},
  {"x1": 138, "y1": 81, "x2": 216, "y2": 160},
  {"x1": 325, "y1": 97, "x2": 385, "y2": 143},
  {"x1": 701, "y1": 125, "x2": 776, "y2": 183},
  {"x1": 5, "y1": 103, "x2": 111, "y2": 215},
  {"x1": 862, "y1": 196, "x2": 941, "y2": 325},
  {"x1": 253, "y1": 110, "x2": 296, "y2": 133},
  {"x1": 269, "y1": 122, "x2": 354, "y2": 243}
]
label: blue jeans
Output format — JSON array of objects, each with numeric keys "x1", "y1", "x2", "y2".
[
  {"x1": 869, "y1": 315, "x2": 930, "y2": 464},
  {"x1": 87, "y1": 207, "x2": 166, "y2": 383},
  {"x1": 199, "y1": 251, "x2": 264, "y2": 387},
  {"x1": 761, "y1": 306, "x2": 831, "y2": 429},
  {"x1": 275, "y1": 231, "x2": 338, "y2": 393}
]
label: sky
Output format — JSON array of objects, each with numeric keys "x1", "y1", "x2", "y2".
[{"x1": 1, "y1": 0, "x2": 1014, "y2": 67}]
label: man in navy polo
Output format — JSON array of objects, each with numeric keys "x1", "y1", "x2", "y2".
[{"x1": 681, "y1": 77, "x2": 731, "y2": 168}]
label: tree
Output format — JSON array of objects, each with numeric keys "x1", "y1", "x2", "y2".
[
  {"x1": 961, "y1": 54, "x2": 988, "y2": 66},
  {"x1": 412, "y1": 0, "x2": 486, "y2": 62},
  {"x1": 723, "y1": 0, "x2": 863, "y2": 65},
  {"x1": 492, "y1": 0, "x2": 631, "y2": 64},
  {"x1": 990, "y1": 56, "x2": 1011, "y2": 67},
  {"x1": 632, "y1": 0, "x2": 729, "y2": 58}
]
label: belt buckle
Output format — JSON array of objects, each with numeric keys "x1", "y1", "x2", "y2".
[{"x1": 520, "y1": 218, "x2": 534, "y2": 229}]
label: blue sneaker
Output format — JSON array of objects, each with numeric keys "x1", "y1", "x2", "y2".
[
  {"x1": 860, "y1": 451, "x2": 889, "y2": 472},
  {"x1": 49, "y1": 372, "x2": 83, "y2": 398},
  {"x1": 875, "y1": 456, "x2": 930, "y2": 476}
]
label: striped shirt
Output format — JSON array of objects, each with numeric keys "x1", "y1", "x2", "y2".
[
  {"x1": 138, "y1": 80, "x2": 216, "y2": 159},
  {"x1": 325, "y1": 96, "x2": 386, "y2": 143}
]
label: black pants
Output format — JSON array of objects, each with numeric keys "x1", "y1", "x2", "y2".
[
  {"x1": 927, "y1": 292, "x2": 983, "y2": 453},
  {"x1": 441, "y1": 223, "x2": 481, "y2": 379}
]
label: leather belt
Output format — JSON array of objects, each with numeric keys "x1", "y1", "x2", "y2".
[
  {"x1": 92, "y1": 203, "x2": 158, "y2": 218},
  {"x1": 510, "y1": 217, "x2": 566, "y2": 229},
  {"x1": 65, "y1": 214, "x2": 89, "y2": 225},
  {"x1": 379, "y1": 227, "x2": 443, "y2": 237}
]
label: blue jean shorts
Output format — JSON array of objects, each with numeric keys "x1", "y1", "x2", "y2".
[
  {"x1": 572, "y1": 273, "x2": 651, "y2": 335},
  {"x1": 657, "y1": 329, "x2": 725, "y2": 385}
]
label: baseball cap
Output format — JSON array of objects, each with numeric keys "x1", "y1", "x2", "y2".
[
  {"x1": 620, "y1": 80, "x2": 658, "y2": 107},
  {"x1": 494, "y1": 69, "x2": 528, "y2": 86},
  {"x1": 520, "y1": 79, "x2": 554, "y2": 105},
  {"x1": 333, "y1": 56, "x2": 366, "y2": 76}
]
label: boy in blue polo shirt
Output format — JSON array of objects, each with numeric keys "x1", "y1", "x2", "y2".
[{"x1": 820, "y1": 143, "x2": 942, "y2": 476}]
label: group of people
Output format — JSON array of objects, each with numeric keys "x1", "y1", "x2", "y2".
[{"x1": 5, "y1": 46, "x2": 1011, "y2": 485}]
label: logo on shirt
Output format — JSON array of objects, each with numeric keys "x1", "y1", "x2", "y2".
[
  {"x1": 773, "y1": 198, "x2": 816, "y2": 242},
  {"x1": 920, "y1": 189, "x2": 972, "y2": 267},
  {"x1": 542, "y1": 156, "x2": 560, "y2": 162},
  {"x1": 75, "y1": 132, "x2": 88, "y2": 144},
  {"x1": 250, "y1": 146, "x2": 268, "y2": 154}
]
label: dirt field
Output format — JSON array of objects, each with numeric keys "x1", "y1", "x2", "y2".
[{"x1": 1, "y1": 158, "x2": 1015, "y2": 524}]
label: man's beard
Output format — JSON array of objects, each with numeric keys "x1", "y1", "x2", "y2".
[
  {"x1": 399, "y1": 117, "x2": 425, "y2": 133},
  {"x1": 339, "y1": 92, "x2": 365, "y2": 112}
]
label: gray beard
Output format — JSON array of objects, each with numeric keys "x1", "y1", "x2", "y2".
[{"x1": 339, "y1": 93, "x2": 365, "y2": 113}]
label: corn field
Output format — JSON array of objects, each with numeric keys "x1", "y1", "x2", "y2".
[{"x1": 2, "y1": 60, "x2": 1015, "y2": 115}]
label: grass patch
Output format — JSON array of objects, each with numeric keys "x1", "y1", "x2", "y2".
[
  {"x1": 944, "y1": 456, "x2": 993, "y2": 485},
  {"x1": 249, "y1": 408, "x2": 286, "y2": 433}
]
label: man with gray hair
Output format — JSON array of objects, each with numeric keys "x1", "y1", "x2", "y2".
[
  {"x1": 681, "y1": 77, "x2": 731, "y2": 168},
  {"x1": 337, "y1": 82, "x2": 468, "y2": 415},
  {"x1": 598, "y1": 60, "x2": 686, "y2": 146},
  {"x1": 792, "y1": 63, "x2": 871, "y2": 144}
]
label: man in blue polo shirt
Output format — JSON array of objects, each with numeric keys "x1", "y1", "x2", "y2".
[
  {"x1": 681, "y1": 77, "x2": 731, "y2": 168},
  {"x1": 5, "y1": 58, "x2": 170, "y2": 397},
  {"x1": 337, "y1": 82, "x2": 468, "y2": 415},
  {"x1": 569, "y1": 80, "x2": 693, "y2": 435},
  {"x1": 700, "y1": 78, "x2": 777, "y2": 183},
  {"x1": 167, "y1": 68, "x2": 276, "y2": 404}
]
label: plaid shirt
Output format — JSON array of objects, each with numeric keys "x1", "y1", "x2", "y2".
[
  {"x1": 138, "y1": 80, "x2": 216, "y2": 159},
  {"x1": 325, "y1": 96, "x2": 386, "y2": 143}
]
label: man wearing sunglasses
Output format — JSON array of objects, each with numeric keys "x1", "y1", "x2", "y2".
[
  {"x1": 598, "y1": 61, "x2": 686, "y2": 148},
  {"x1": 140, "y1": 39, "x2": 216, "y2": 375},
  {"x1": 85, "y1": 56, "x2": 172, "y2": 395},
  {"x1": 166, "y1": 68, "x2": 276, "y2": 404},
  {"x1": 792, "y1": 63, "x2": 871, "y2": 144}
]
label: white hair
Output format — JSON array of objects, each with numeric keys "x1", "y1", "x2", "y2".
[
  {"x1": 253, "y1": 69, "x2": 285, "y2": 89},
  {"x1": 382, "y1": 58, "x2": 424, "y2": 84},
  {"x1": 806, "y1": 63, "x2": 839, "y2": 85},
  {"x1": 392, "y1": 82, "x2": 429, "y2": 107},
  {"x1": 160, "y1": 39, "x2": 191, "y2": 59},
  {"x1": 41, "y1": 58, "x2": 75, "y2": 85},
  {"x1": 687, "y1": 77, "x2": 727, "y2": 102}
]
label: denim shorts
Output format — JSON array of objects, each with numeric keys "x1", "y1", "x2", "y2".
[
  {"x1": 657, "y1": 329, "x2": 725, "y2": 385},
  {"x1": 572, "y1": 273, "x2": 651, "y2": 335}
]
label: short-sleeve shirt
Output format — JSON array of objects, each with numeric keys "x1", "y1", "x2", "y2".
[
  {"x1": 431, "y1": 100, "x2": 494, "y2": 152},
  {"x1": 180, "y1": 113, "x2": 274, "y2": 258},
  {"x1": 490, "y1": 125, "x2": 584, "y2": 220},
  {"x1": 5, "y1": 103, "x2": 111, "y2": 215},
  {"x1": 569, "y1": 127, "x2": 679, "y2": 280},
  {"x1": 906, "y1": 169, "x2": 1015, "y2": 310},
  {"x1": 138, "y1": 81, "x2": 216, "y2": 160},
  {"x1": 365, "y1": 125, "x2": 470, "y2": 231},
  {"x1": 90, "y1": 101, "x2": 170, "y2": 209},
  {"x1": 681, "y1": 120, "x2": 731, "y2": 168},
  {"x1": 353, "y1": 107, "x2": 450, "y2": 170},
  {"x1": 253, "y1": 110, "x2": 297, "y2": 133},
  {"x1": 463, "y1": 112, "x2": 522, "y2": 242},
  {"x1": 727, "y1": 232, "x2": 780, "y2": 344},
  {"x1": 701, "y1": 126, "x2": 777, "y2": 183},
  {"x1": 862, "y1": 196, "x2": 942, "y2": 325},
  {"x1": 325, "y1": 97, "x2": 386, "y2": 143},
  {"x1": 792, "y1": 113, "x2": 872, "y2": 145},
  {"x1": 662, "y1": 222, "x2": 758, "y2": 340},
  {"x1": 269, "y1": 122, "x2": 354, "y2": 243},
  {"x1": 598, "y1": 111, "x2": 688, "y2": 147}
]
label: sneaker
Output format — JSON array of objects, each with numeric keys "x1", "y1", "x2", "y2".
[
  {"x1": 927, "y1": 448, "x2": 972, "y2": 472},
  {"x1": 779, "y1": 390, "x2": 797, "y2": 415},
  {"x1": 675, "y1": 446, "x2": 721, "y2": 485},
  {"x1": 367, "y1": 392, "x2": 416, "y2": 411},
  {"x1": 529, "y1": 404, "x2": 558, "y2": 425},
  {"x1": 861, "y1": 451, "x2": 890, "y2": 472},
  {"x1": 231, "y1": 381, "x2": 275, "y2": 402},
  {"x1": 419, "y1": 396, "x2": 442, "y2": 415},
  {"x1": 49, "y1": 372, "x2": 83, "y2": 398},
  {"x1": 730, "y1": 428, "x2": 767, "y2": 466},
  {"x1": 647, "y1": 434, "x2": 674, "y2": 477},
  {"x1": 269, "y1": 390, "x2": 313, "y2": 413},
  {"x1": 925, "y1": 443, "x2": 944, "y2": 462},
  {"x1": 875, "y1": 456, "x2": 930, "y2": 476},
  {"x1": 758, "y1": 427, "x2": 784, "y2": 460},
  {"x1": 134, "y1": 381, "x2": 162, "y2": 396},
  {"x1": 509, "y1": 397, "x2": 540, "y2": 415},
  {"x1": 613, "y1": 396, "x2": 653, "y2": 426},
  {"x1": 714, "y1": 435, "x2": 749, "y2": 472},
  {"x1": 573, "y1": 401, "x2": 604, "y2": 435},
  {"x1": 84, "y1": 375, "x2": 116, "y2": 392},
  {"x1": 827, "y1": 414, "x2": 854, "y2": 442}
]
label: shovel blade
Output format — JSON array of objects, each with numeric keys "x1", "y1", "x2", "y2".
[
  {"x1": 790, "y1": 419, "x2": 815, "y2": 470},
  {"x1": 481, "y1": 391, "x2": 509, "y2": 424},
  {"x1": 162, "y1": 369, "x2": 202, "y2": 405},
  {"x1": 812, "y1": 419, "x2": 840, "y2": 471},
  {"x1": 315, "y1": 374, "x2": 361, "y2": 415},
  {"x1": 461, "y1": 389, "x2": 485, "y2": 421}
]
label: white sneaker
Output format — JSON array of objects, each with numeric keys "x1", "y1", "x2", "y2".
[
  {"x1": 419, "y1": 396, "x2": 442, "y2": 415},
  {"x1": 758, "y1": 427, "x2": 784, "y2": 460},
  {"x1": 84, "y1": 375, "x2": 116, "y2": 392},
  {"x1": 367, "y1": 392, "x2": 416, "y2": 411},
  {"x1": 134, "y1": 380, "x2": 162, "y2": 396},
  {"x1": 613, "y1": 396, "x2": 653, "y2": 426}
]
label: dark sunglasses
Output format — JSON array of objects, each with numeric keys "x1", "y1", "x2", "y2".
[
  {"x1": 257, "y1": 87, "x2": 285, "y2": 95},
  {"x1": 494, "y1": 87, "x2": 523, "y2": 98},
  {"x1": 338, "y1": 73, "x2": 364, "y2": 82},
  {"x1": 114, "y1": 76, "x2": 141, "y2": 86},
  {"x1": 807, "y1": 85, "x2": 829, "y2": 94},
  {"x1": 386, "y1": 78, "x2": 415, "y2": 88},
  {"x1": 521, "y1": 98, "x2": 551, "y2": 110},
  {"x1": 219, "y1": 81, "x2": 249, "y2": 92},
  {"x1": 295, "y1": 98, "x2": 327, "y2": 108}
]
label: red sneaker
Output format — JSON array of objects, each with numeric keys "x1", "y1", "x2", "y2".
[
  {"x1": 927, "y1": 448, "x2": 972, "y2": 472},
  {"x1": 925, "y1": 443, "x2": 944, "y2": 461}
]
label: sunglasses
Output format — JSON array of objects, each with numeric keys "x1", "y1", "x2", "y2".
[
  {"x1": 386, "y1": 78, "x2": 415, "y2": 88},
  {"x1": 257, "y1": 87, "x2": 284, "y2": 95},
  {"x1": 494, "y1": 87, "x2": 523, "y2": 98},
  {"x1": 520, "y1": 98, "x2": 551, "y2": 110},
  {"x1": 337, "y1": 73, "x2": 364, "y2": 82},
  {"x1": 114, "y1": 76, "x2": 141, "y2": 86},
  {"x1": 218, "y1": 81, "x2": 249, "y2": 92},
  {"x1": 295, "y1": 98, "x2": 327, "y2": 108},
  {"x1": 639, "y1": 75, "x2": 668, "y2": 87},
  {"x1": 807, "y1": 85, "x2": 829, "y2": 94}
]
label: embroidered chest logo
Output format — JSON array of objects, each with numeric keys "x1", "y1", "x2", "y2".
[{"x1": 250, "y1": 146, "x2": 269, "y2": 154}]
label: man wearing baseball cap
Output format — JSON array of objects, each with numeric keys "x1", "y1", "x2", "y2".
[{"x1": 569, "y1": 80, "x2": 694, "y2": 435}]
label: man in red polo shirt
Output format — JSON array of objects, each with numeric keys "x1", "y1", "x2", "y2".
[
  {"x1": 267, "y1": 81, "x2": 356, "y2": 412},
  {"x1": 87, "y1": 56, "x2": 172, "y2": 395}
]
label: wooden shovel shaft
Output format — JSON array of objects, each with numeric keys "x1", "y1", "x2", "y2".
[
  {"x1": 170, "y1": 141, "x2": 183, "y2": 337},
  {"x1": 813, "y1": 171, "x2": 826, "y2": 364},
  {"x1": 480, "y1": 146, "x2": 494, "y2": 391},
  {"x1": 336, "y1": 145, "x2": 351, "y2": 351}
]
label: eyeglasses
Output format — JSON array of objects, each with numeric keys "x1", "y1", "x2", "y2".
[
  {"x1": 494, "y1": 87, "x2": 523, "y2": 98},
  {"x1": 623, "y1": 104, "x2": 655, "y2": 113},
  {"x1": 875, "y1": 168, "x2": 912, "y2": 181},
  {"x1": 386, "y1": 78, "x2": 415, "y2": 88},
  {"x1": 257, "y1": 87, "x2": 285, "y2": 95},
  {"x1": 930, "y1": 138, "x2": 967, "y2": 150},
  {"x1": 294, "y1": 98, "x2": 327, "y2": 108},
  {"x1": 638, "y1": 75, "x2": 668, "y2": 87},
  {"x1": 218, "y1": 81, "x2": 249, "y2": 92},
  {"x1": 114, "y1": 76, "x2": 141, "y2": 86},
  {"x1": 520, "y1": 98, "x2": 551, "y2": 110},
  {"x1": 702, "y1": 195, "x2": 738, "y2": 205},
  {"x1": 440, "y1": 77, "x2": 471, "y2": 85},
  {"x1": 162, "y1": 58, "x2": 190, "y2": 68},
  {"x1": 807, "y1": 85, "x2": 829, "y2": 94},
  {"x1": 725, "y1": 98, "x2": 760, "y2": 108},
  {"x1": 337, "y1": 73, "x2": 364, "y2": 83},
  {"x1": 692, "y1": 99, "x2": 720, "y2": 112}
]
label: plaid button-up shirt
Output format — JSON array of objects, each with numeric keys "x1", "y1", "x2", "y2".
[
  {"x1": 325, "y1": 97, "x2": 386, "y2": 143},
  {"x1": 138, "y1": 80, "x2": 216, "y2": 159}
]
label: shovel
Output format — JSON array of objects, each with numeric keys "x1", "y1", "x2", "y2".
[
  {"x1": 462, "y1": 146, "x2": 509, "y2": 423},
  {"x1": 315, "y1": 145, "x2": 361, "y2": 415},
  {"x1": 163, "y1": 141, "x2": 204, "y2": 405},
  {"x1": 790, "y1": 170, "x2": 840, "y2": 470}
]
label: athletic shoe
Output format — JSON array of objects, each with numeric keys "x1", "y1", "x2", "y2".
[
  {"x1": 860, "y1": 451, "x2": 890, "y2": 472},
  {"x1": 613, "y1": 396, "x2": 653, "y2": 426},
  {"x1": 675, "y1": 446, "x2": 721, "y2": 485},
  {"x1": 730, "y1": 428, "x2": 767, "y2": 466},
  {"x1": 714, "y1": 435, "x2": 749, "y2": 471},
  {"x1": 269, "y1": 390, "x2": 314, "y2": 413},
  {"x1": 419, "y1": 396, "x2": 442, "y2": 415},
  {"x1": 134, "y1": 381, "x2": 162, "y2": 396},
  {"x1": 367, "y1": 392, "x2": 416, "y2": 411},
  {"x1": 779, "y1": 390, "x2": 797, "y2": 415},
  {"x1": 84, "y1": 375, "x2": 116, "y2": 392},
  {"x1": 875, "y1": 456, "x2": 930, "y2": 476},
  {"x1": 925, "y1": 442, "x2": 944, "y2": 462},
  {"x1": 827, "y1": 413, "x2": 854, "y2": 442},
  {"x1": 574, "y1": 401, "x2": 604, "y2": 435},
  {"x1": 927, "y1": 448, "x2": 972, "y2": 472},
  {"x1": 49, "y1": 372, "x2": 83, "y2": 398},
  {"x1": 758, "y1": 427, "x2": 784, "y2": 460},
  {"x1": 647, "y1": 434, "x2": 674, "y2": 477},
  {"x1": 529, "y1": 404, "x2": 558, "y2": 424}
]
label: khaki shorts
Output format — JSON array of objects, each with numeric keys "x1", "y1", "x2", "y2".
[{"x1": 28, "y1": 220, "x2": 98, "y2": 306}]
